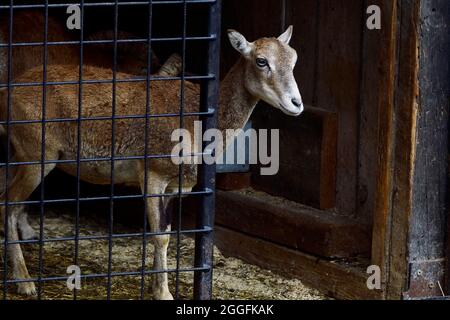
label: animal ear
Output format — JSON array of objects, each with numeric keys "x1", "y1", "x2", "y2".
[
  {"x1": 227, "y1": 29, "x2": 252, "y2": 56},
  {"x1": 278, "y1": 25, "x2": 293, "y2": 44}
]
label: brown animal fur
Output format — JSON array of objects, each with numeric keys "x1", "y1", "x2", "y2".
[
  {"x1": 0, "y1": 27, "x2": 301, "y2": 299},
  {"x1": 0, "y1": 9, "x2": 182, "y2": 250}
]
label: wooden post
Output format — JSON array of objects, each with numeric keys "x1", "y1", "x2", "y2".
[
  {"x1": 383, "y1": 0, "x2": 421, "y2": 300},
  {"x1": 402, "y1": 0, "x2": 450, "y2": 299},
  {"x1": 378, "y1": 0, "x2": 450, "y2": 300}
]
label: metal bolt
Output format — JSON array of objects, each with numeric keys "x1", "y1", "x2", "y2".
[
  {"x1": 428, "y1": 282, "x2": 435, "y2": 289},
  {"x1": 417, "y1": 270, "x2": 423, "y2": 276}
]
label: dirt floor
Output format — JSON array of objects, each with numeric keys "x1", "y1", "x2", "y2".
[{"x1": 0, "y1": 207, "x2": 326, "y2": 300}]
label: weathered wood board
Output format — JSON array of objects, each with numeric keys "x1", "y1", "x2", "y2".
[
  {"x1": 251, "y1": 107, "x2": 337, "y2": 210},
  {"x1": 182, "y1": 190, "x2": 371, "y2": 259}
]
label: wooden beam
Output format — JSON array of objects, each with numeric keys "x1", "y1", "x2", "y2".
[
  {"x1": 182, "y1": 189, "x2": 371, "y2": 258},
  {"x1": 214, "y1": 226, "x2": 381, "y2": 300},
  {"x1": 404, "y1": 0, "x2": 450, "y2": 299},
  {"x1": 360, "y1": 0, "x2": 398, "y2": 299},
  {"x1": 385, "y1": 0, "x2": 421, "y2": 300},
  {"x1": 358, "y1": 0, "x2": 398, "y2": 226}
]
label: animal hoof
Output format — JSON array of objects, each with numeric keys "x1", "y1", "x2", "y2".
[{"x1": 17, "y1": 282, "x2": 37, "y2": 296}]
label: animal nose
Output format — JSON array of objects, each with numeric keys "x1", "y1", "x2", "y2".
[{"x1": 291, "y1": 98, "x2": 302, "y2": 108}]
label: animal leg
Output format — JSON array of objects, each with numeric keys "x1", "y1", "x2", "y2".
[
  {"x1": 17, "y1": 209, "x2": 37, "y2": 240},
  {"x1": 1, "y1": 163, "x2": 56, "y2": 295},
  {"x1": 140, "y1": 172, "x2": 173, "y2": 300},
  {"x1": 5, "y1": 205, "x2": 36, "y2": 295}
]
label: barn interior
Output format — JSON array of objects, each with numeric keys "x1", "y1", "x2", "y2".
[{"x1": 0, "y1": 0, "x2": 391, "y2": 300}]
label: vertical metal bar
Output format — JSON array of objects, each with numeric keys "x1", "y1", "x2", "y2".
[
  {"x1": 140, "y1": 0, "x2": 153, "y2": 300},
  {"x1": 106, "y1": 0, "x2": 120, "y2": 300},
  {"x1": 2, "y1": 0, "x2": 14, "y2": 300},
  {"x1": 193, "y1": 0, "x2": 221, "y2": 300},
  {"x1": 280, "y1": 0, "x2": 286, "y2": 31},
  {"x1": 37, "y1": 1, "x2": 50, "y2": 299},
  {"x1": 74, "y1": 0, "x2": 85, "y2": 301},
  {"x1": 175, "y1": 0, "x2": 188, "y2": 300}
]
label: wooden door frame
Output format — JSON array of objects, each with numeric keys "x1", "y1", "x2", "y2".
[{"x1": 372, "y1": 0, "x2": 450, "y2": 299}]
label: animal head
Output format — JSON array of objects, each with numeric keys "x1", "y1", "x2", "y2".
[{"x1": 228, "y1": 26, "x2": 303, "y2": 116}]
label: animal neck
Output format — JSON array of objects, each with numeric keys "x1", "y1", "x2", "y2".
[{"x1": 218, "y1": 57, "x2": 259, "y2": 141}]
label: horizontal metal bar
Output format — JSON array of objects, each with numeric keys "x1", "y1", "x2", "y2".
[
  {"x1": 0, "y1": 188, "x2": 213, "y2": 207},
  {"x1": 4, "y1": 266, "x2": 211, "y2": 285},
  {"x1": 0, "y1": 35, "x2": 216, "y2": 48},
  {"x1": 0, "y1": 112, "x2": 214, "y2": 127},
  {"x1": 5, "y1": 227, "x2": 213, "y2": 245},
  {"x1": 0, "y1": 109, "x2": 214, "y2": 126},
  {"x1": 0, "y1": 1, "x2": 217, "y2": 10},
  {"x1": 0, "y1": 74, "x2": 215, "y2": 88},
  {"x1": 0, "y1": 151, "x2": 212, "y2": 167}
]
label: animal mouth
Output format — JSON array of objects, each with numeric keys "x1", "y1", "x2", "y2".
[{"x1": 279, "y1": 104, "x2": 302, "y2": 116}]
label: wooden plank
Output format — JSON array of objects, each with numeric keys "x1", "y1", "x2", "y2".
[
  {"x1": 385, "y1": 0, "x2": 421, "y2": 300},
  {"x1": 216, "y1": 173, "x2": 251, "y2": 191},
  {"x1": 404, "y1": 0, "x2": 450, "y2": 298},
  {"x1": 315, "y1": 0, "x2": 363, "y2": 216},
  {"x1": 358, "y1": 0, "x2": 398, "y2": 224},
  {"x1": 320, "y1": 110, "x2": 338, "y2": 209},
  {"x1": 285, "y1": 0, "x2": 319, "y2": 105},
  {"x1": 410, "y1": 0, "x2": 449, "y2": 262},
  {"x1": 250, "y1": 107, "x2": 337, "y2": 209},
  {"x1": 182, "y1": 189, "x2": 370, "y2": 258},
  {"x1": 357, "y1": 1, "x2": 398, "y2": 299},
  {"x1": 214, "y1": 226, "x2": 381, "y2": 300}
]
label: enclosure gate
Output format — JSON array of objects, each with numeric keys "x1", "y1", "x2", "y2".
[{"x1": 0, "y1": 0, "x2": 221, "y2": 300}]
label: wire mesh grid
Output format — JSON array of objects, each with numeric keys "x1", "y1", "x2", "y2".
[{"x1": 0, "y1": 0, "x2": 221, "y2": 300}]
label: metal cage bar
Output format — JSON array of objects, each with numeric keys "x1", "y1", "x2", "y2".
[
  {"x1": 0, "y1": 0, "x2": 221, "y2": 300},
  {"x1": 2, "y1": 0, "x2": 14, "y2": 301},
  {"x1": 174, "y1": 0, "x2": 188, "y2": 300},
  {"x1": 37, "y1": 0, "x2": 50, "y2": 299},
  {"x1": 140, "y1": 0, "x2": 154, "y2": 300},
  {"x1": 73, "y1": 0, "x2": 85, "y2": 301},
  {"x1": 193, "y1": 0, "x2": 221, "y2": 300}
]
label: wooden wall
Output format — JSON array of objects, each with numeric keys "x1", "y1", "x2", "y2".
[
  {"x1": 221, "y1": 0, "x2": 373, "y2": 221},
  {"x1": 219, "y1": 0, "x2": 450, "y2": 298}
]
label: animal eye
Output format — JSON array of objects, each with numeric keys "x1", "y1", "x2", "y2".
[{"x1": 256, "y1": 58, "x2": 268, "y2": 68}]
